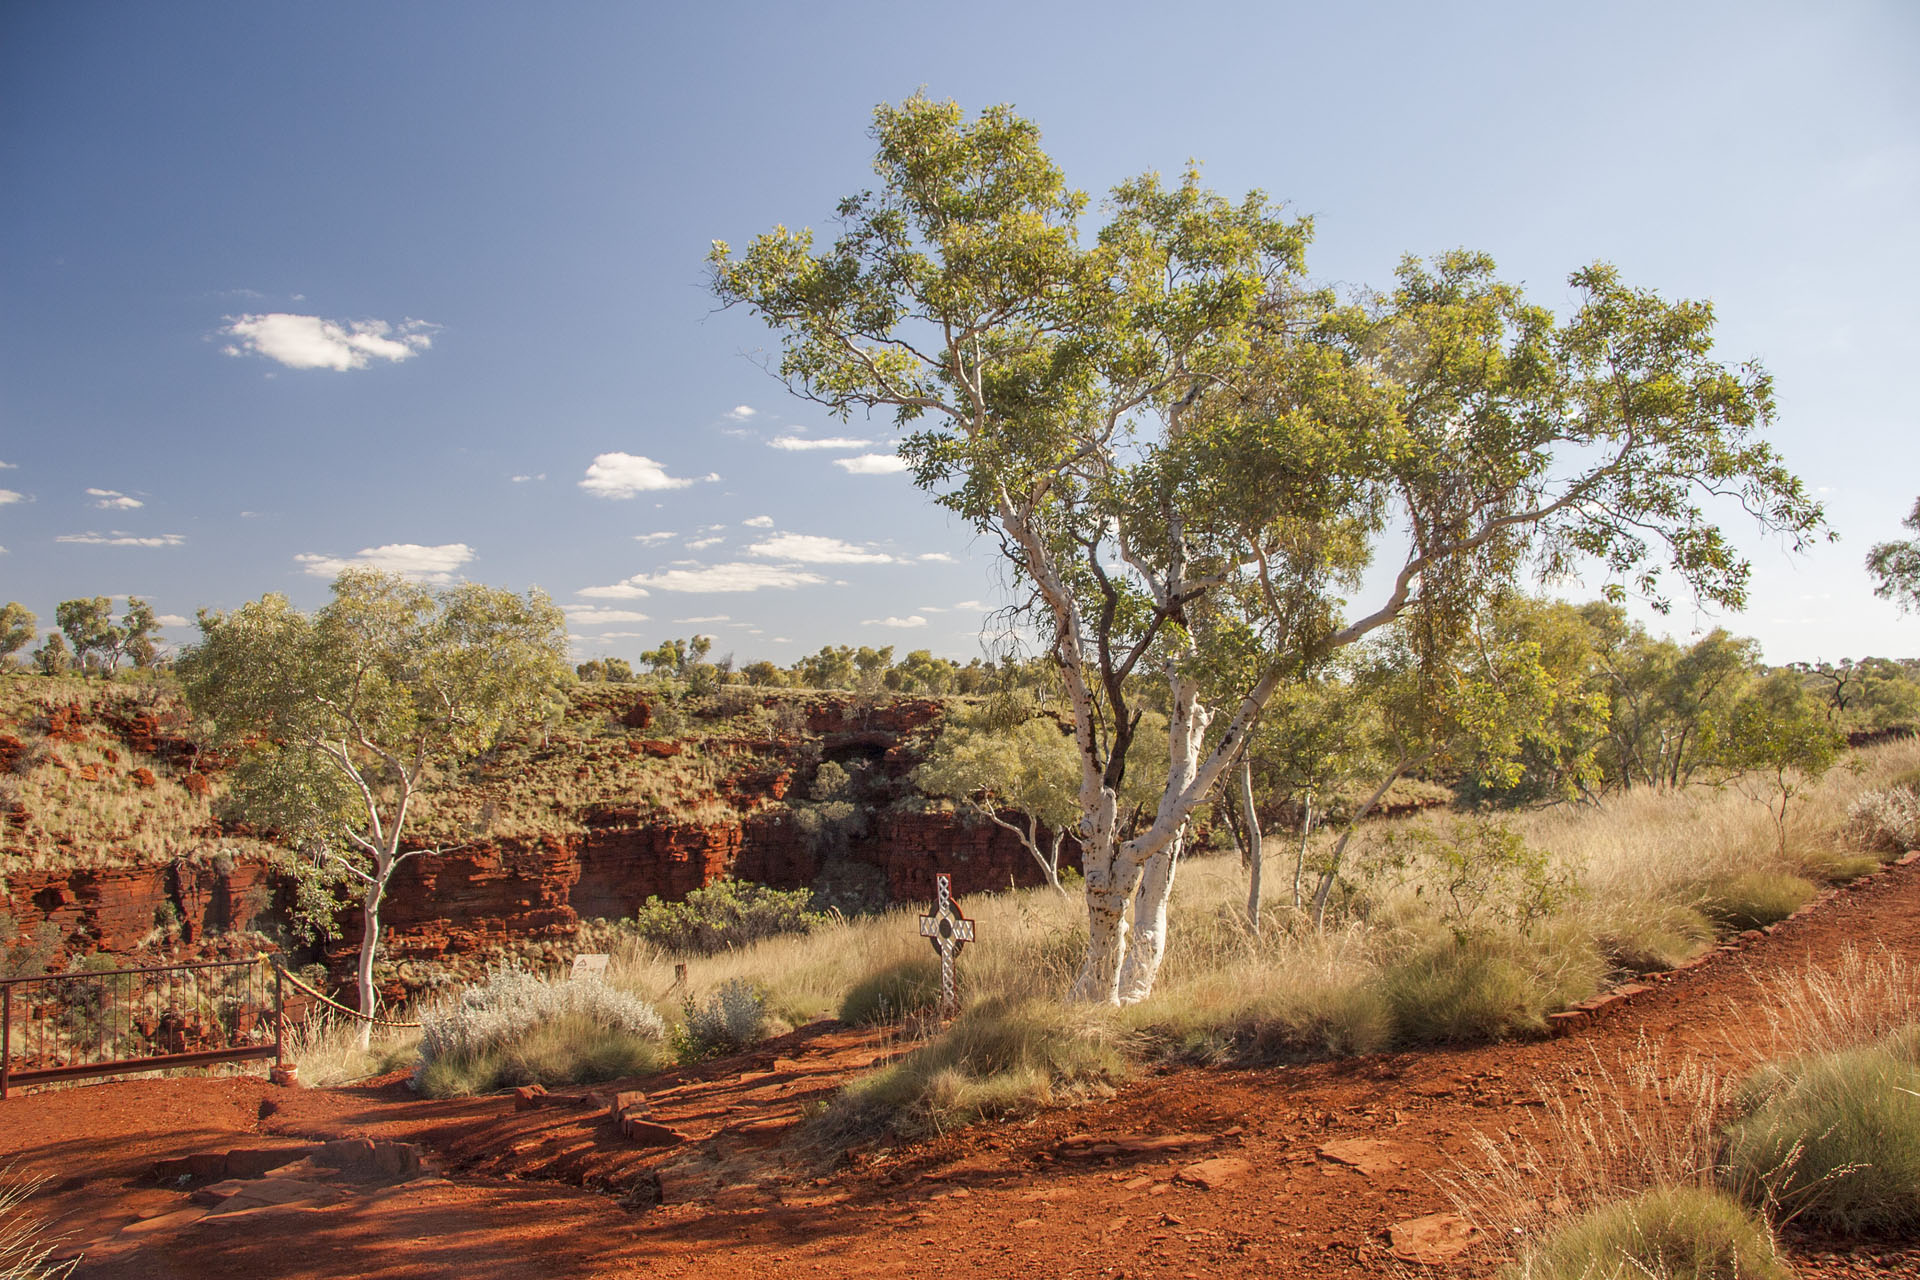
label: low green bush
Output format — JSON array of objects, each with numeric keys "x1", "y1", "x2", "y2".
[
  {"x1": 839, "y1": 957, "x2": 941, "y2": 1026},
  {"x1": 1516, "y1": 1185, "x2": 1790, "y2": 1280},
  {"x1": 1719, "y1": 1022, "x2": 1920, "y2": 1233},
  {"x1": 1694, "y1": 871, "x2": 1817, "y2": 932},
  {"x1": 1380, "y1": 930, "x2": 1602, "y2": 1045},
  {"x1": 624, "y1": 879, "x2": 827, "y2": 955},
  {"x1": 814, "y1": 997, "x2": 1124, "y2": 1142},
  {"x1": 1125, "y1": 970, "x2": 1393, "y2": 1065}
]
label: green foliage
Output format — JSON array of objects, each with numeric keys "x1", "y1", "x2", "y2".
[
  {"x1": 839, "y1": 957, "x2": 941, "y2": 1026},
  {"x1": 1692, "y1": 871, "x2": 1816, "y2": 933},
  {"x1": 1866, "y1": 496, "x2": 1920, "y2": 613},
  {"x1": 29, "y1": 632, "x2": 70, "y2": 677},
  {"x1": 1725, "y1": 670, "x2": 1847, "y2": 856},
  {"x1": 1719, "y1": 1023, "x2": 1920, "y2": 1233},
  {"x1": 53, "y1": 596, "x2": 155, "y2": 676},
  {"x1": 575, "y1": 657, "x2": 634, "y2": 683},
  {"x1": 1365, "y1": 818, "x2": 1578, "y2": 940},
  {"x1": 624, "y1": 879, "x2": 826, "y2": 956},
  {"x1": 414, "y1": 966, "x2": 665, "y2": 1097},
  {"x1": 1380, "y1": 930, "x2": 1602, "y2": 1044},
  {"x1": 676, "y1": 978, "x2": 770, "y2": 1058},
  {"x1": 0, "y1": 604, "x2": 33, "y2": 669},
  {"x1": 1516, "y1": 1185, "x2": 1790, "y2": 1280},
  {"x1": 815, "y1": 997, "x2": 1124, "y2": 1142}
]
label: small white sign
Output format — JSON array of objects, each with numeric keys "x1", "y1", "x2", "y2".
[{"x1": 570, "y1": 953, "x2": 610, "y2": 981}]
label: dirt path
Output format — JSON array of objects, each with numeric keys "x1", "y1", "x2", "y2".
[{"x1": 8, "y1": 855, "x2": 1920, "y2": 1279}]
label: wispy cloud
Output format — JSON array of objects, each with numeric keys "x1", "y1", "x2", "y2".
[
  {"x1": 686, "y1": 536, "x2": 726, "y2": 550},
  {"x1": 578, "y1": 452, "x2": 700, "y2": 498},
  {"x1": 769, "y1": 435, "x2": 871, "y2": 451},
  {"x1": 676, "y1": 614, "x2": 731, "y2": 624},
  {"x1": 742, "y1": 515, "x2": 774, "y2": 528},
  {"x1": 221, "y1": 313, "x2": 437, "y2": 371},
  {"x1": 747, "y1": 532, "x2": 895, "y2": 564},
  {"x1": 87, "y1": 488, "x2": 143, "y2": 510},
  {"x1": 562, "y1": 605, "x2": 651, "y2": 625},
  {"x1": 865, "y1": 615, "x2": 928, "y2": 629},
  {"x1": 0, "y1": 460, "x2": 16, "y2": 469},
  {"x1": 0, "y1": 490, "x2": 23, "y2": 506},
  {"x1": 510, "y1": 473, "x2": 546, "y2": 483},
  {"x1": 294, "y1": 542, "x2": 474, "y2": 583},
  {"x1": 917, "y1": 552, "x2": 954, "y2": 563},
  {"x1": 633, "y1": 531, "x2": 677, "y2": 544},
  {"x1": 835, "y1": 453, "x2": 908, "y2": 475},
  {"x1": 581, "y1": 562, "x2": 827, "y2": 595},
  {"x1": 726, "y1": 405, "x2": 758, "y2": 420},
  {"x1": 56, "y1": 531, "x2": 186, "y2": 547},
  {"x1": 155, "y1": 614, "x2": 189, "y2": 627}
]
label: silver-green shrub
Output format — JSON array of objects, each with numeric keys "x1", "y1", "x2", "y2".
[{"x1": 417, "y1": 967, "x2": 664, "y2": 1070}]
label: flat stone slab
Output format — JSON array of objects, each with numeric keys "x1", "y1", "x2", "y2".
[
  {"x1": 1389, "y1": 1212, "x2": 1479, "y2": 1264},
  {"x1": 1316, "y1": 1138, "x2": 1411, "y2": 1178},
  {"x1": 1175, "y1": 1157, "x2": 1250, "y2": 1190}
]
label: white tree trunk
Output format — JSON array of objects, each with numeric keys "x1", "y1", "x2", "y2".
[
  {"x1": 1117, "y1": 837, "x2": 1181, "y2": 1002},
  {"x1": 353, "y1": 859, "x2": 393, "y2": 1052},
  {"x1": 1239, "y1": 758, "x2": 1263, "y2": 932}
]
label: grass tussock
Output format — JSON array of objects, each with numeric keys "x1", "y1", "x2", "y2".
[
  {"x1": 839, "y1": 957, "x2": 942, "y2": 1026},
  {"x1": 1692, "y1": 870, "x2": 1818, "y2": 933},
  {"x1": 414, "y1": 968, "x2": 666, "y2": 1098},
  {"x1": 814, "y1": 997, "x2": 1124, "y2": 1142},
  {"x1": 1719, "y1": 1023, "x2": 1920, "y2": 1233},
  {"x1": 0, "y1": 1159, "x2": 74, "y2": 1280},
  {"x1": 1379, "y1": 928, "x2": 1604, "y2": 1045},
  {"x1": 1513, "y1": 1185, "x2": 1791, "y2": 1280},
  {"x1": 286, "y1": 1011, "x2": 420, "y2": 1087}
]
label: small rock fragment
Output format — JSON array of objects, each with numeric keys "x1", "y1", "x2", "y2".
[
  {"x1": 1388, "y1": 1212, "x2": 1479, "y2": 1264},
  {"x1": 1175, "y1": 1157, "x2": 1250, "y2": 1190}
]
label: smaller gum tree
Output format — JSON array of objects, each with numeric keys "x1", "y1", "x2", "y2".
[{"x1": 179, "y1": 569, "x2": 571, "y2": 1045}]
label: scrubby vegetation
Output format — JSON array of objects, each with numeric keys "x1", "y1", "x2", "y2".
[
  {"x1": 1721, "y1": 1024, "x2": 1920, "y2": 1233},
  {"x1": 413, "y1": 967, "x2": 666, "y2": 1098},
  {"x1": 616, "y1": 880, "x2": 826, "y2": 956},
  {"x1": 1514, "y1": 1186, "x2": 1790, "y2": 1280},
  {"x1": 0, "y1": 1159, "x2": 73, "y2": 1280}
]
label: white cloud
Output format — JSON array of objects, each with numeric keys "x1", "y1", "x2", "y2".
[
  {"x1": 865, "y1": 615, "x2": 928, "y2": 629},
  {"x1": 771, "y1": 636, "x2": 791, "y2": 644},
  {"x1": 918, "y1": 552, "x2": 954, "y2": 563},
  {"x1": 510, "y1": 473, "x2": 545, "y2": 483},
  {"x1": 562, "y1": 606, "x2": 651, "y2": 625},
  {"x1": 0, "y1": 490, "x2": 22, "y2": 505},
  {"x1": 685, "y1": 536, "x2": 726, "y2": 550},
  {"x1": 0, "y1": 460, "x2": 15, "y2": 468},
  {"x1": 769, "y1": 435, "x2": 871, "y2": 451},
  {"x1": 576, "y1": 582, "x2": 651, "y2": 600},
  {"x1": 633, "y1": 531, "x2": 676, "y2": 544},
  {"x1": 579, "y1": 453, "x2": 697, "y2": 498},
  {"x1": 87, "y1": 488, "x2": 143, "y2": 510},
  {"x1": 746, "y1": 533, "x2": 895, "y2": 564},
  {"x1": 676, "y1": 614, "x2": 731, "y2": 624},
  {"x1": 56, "y1": 531, "x2": 186, "y2": 547},
  {"x1": 583, "y1": 562, "x2": 827, "y2": 594},
  {"x1": 221, "y1": 313, "x2": 437, "y2": 371},
  {"x1": 294, "y1": 542, "x2": 474, "y2": 584},
  {"x1": 835, "y1": 453, "x2": 909, "y2": 475},
  {"x1": 154, "y1": 614, "x2": 189, "y2": 627},
  {"x1": 727, "y1": 405, "x2": 758, "y2": 420},
  {"x1": 742, "y1": 515, "x2": 774, "y2": 528}
]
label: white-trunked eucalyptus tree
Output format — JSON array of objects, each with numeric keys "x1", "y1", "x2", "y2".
[
  {"x1": 180, "y1": 569, "x2": 572, "y2": 1045},
  {"x1": 711, "y1": 95, "x2": 1824, "y2": 1005}
]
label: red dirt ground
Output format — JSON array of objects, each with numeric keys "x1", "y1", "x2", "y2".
[{"x1": 8, "y1": 857, "x2": 1920, "y2": 1279}]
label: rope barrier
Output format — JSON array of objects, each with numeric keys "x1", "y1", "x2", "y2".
[{"x1": 272, "y1": 960, "x2": 421, "y2": 1029}]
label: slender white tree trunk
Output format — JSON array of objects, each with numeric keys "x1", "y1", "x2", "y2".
[
  {"x1": 1117, "y1": 837, "x2": 1181, "y2": 1002},
  {"x1": 1068, "y1": 789, "x2": 1135, "y2": 1003},
  {"x1": 1239, "y1": 758, "x2": 1263, "y2": 932},
  {"x1": 353, "y1": 860, "x2": 392, "y2": 1051},
  {"x1": 1291, "y1": 787, "x2": 1314, "y2": 909}
]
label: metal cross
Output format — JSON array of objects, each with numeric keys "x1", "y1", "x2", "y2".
[{"x1": 917, "y1": 872, "x2": 975, "y2": 1019}]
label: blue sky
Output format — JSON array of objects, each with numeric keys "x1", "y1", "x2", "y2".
[{"x1": 2, "y1": 1, "x2": 1916, "y2": 667}]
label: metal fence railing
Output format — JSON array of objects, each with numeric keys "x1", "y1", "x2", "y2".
[{"x1": 1, "y1": 957, "x2": 283, "y2": 1098}]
